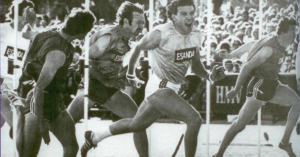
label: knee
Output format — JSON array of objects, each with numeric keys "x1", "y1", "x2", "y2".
[
  {"x1": 232, "y1": 120, "x2": 246, "y2": 133},
  {"x1": 130, "y1": 121, "x2": 147, "y2": 132},
  {"x1": 187, "y1": 114, "x2": 203, "y2": 129}
]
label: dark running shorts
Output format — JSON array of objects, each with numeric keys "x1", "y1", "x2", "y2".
[
  {"x1": 24, "y1": 90, "x2": 65, "y2": 122},
  {"x1": 246, "y1": 77, "x2": 281, "y2": 102},
  {"x1": 79, "y1": 77, "x2": 118, "y2": 104}
]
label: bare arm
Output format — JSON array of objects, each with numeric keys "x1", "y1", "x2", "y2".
[
  {"x1": 89, "y1": 35, "x2": 111, "y2": 59},
  {"x1": 227, "y1": 41, "x2": 256, "y2": 58},
  {"x1": 127, "y1": 30, "x2": 161, "y2": 75},
  {"x1": 192, "y1": 48, "x2": 210, "y2": 79},
  {"x1": 234, "y1": 47, "x2": 273, "y2": 91},
  {"x1": 88, "y1": 35, "x2": 111, "y2": 81},
  {"x1": 34, "y1": 50, "x2": 66, "y2": 123}
]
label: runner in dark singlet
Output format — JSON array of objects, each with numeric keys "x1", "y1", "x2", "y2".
[
  {"x1": 16, "y1": 10, "x2": 95, "y2": 157},
  {"x1": 213, "y1": 18, "x2": 300, "y2": 157},
  {"x1": 66, "y1": 2, "x2": 149, "y2": 157}
]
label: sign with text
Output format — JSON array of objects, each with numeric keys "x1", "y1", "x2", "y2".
[{"x1": 4, "y1": 45, "x2": 25, "y2": 61}]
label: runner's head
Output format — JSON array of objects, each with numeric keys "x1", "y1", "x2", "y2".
[
  {"x1": 62, "y1": 9, "x2": 96, "y2": 40},
  {"x1": 7, "y1": 0, "x2": 36, "y2": 30},
  {"x1": 116, "y1": 1, "x2": 145, "y2": 36},
  {"x1": 277, "y1": 18, "x2": 297, "y2": 46},
  {"x1": 167, "y1": 0, "x2": 196, "y2": 35}
]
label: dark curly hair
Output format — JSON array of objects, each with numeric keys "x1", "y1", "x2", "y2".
[
  {"x1": 116, "y1": 1, "x2": 144, "y2": 26},
  {"x1": 276, "y1": 18, "x2": 296, "y2": 35},
  {"x1": 167, "y1": 0, "x2": 196, "y2": 21},
  {"x1": 62, "y1": 10, "x2": 96, "y2": 36}
]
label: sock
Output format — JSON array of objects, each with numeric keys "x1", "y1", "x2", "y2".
[{"x1": 92, "y1": 127, "x2": 112, "y2": 145}]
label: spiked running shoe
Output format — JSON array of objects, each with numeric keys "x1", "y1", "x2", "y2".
[
  {"x1": 81, "y1": 131, "x2": 96, "y2": 157},
  {"x1": 279, "y1": 142, "x2": 296, "y2": 157}
]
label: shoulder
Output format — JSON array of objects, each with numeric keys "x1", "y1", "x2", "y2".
[
  {"x1": 153, "y1": 22, "x2": 174, "y2": 32},
  {"x1": 45, "y1": 50, "x2": 66, "y2": 66}
]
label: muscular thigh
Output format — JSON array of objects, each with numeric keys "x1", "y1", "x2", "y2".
[
  {"x1": 22, "y1": 113, "x2": 42, "y2": 157},
  {"x1": 235, "y1": 97, "x2": 263, "y2": 125},
  {"x1": 103, "y1": 90, "x2": 138, "y2": 118},
  {"x1": 130, "y1": 100, "x2": 162, "y2": 128},
  {"x1": 51, "y1": 110, "x2": 77, "y2": 147},
  {"x1": 66, "y1": 89, "x2": 96, "y2": 123},
  {"x1": 268, "y1": 84, "x2": 300, "y2": 106},
  {"x1": 147, "y1": 88, "x2": 200, "y2": 123}
]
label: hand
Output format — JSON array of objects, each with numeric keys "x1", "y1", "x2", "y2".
[
  {"x1": 209, "y1": 65, "x2": 226, "y2": 82},
  {"x1": 127, "y1": 74, "x2": 145, "y2": 88},
  {"x1": 39, "y1": 120, "x2": 51, "y2": 145},
  {"x1": 226, "y1": 88, "x2": 239, "y2": 100}
]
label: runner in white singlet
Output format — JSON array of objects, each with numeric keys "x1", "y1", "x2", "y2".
[{"x1": 80, "y1": 1, "x2": 225, "y2": 157}]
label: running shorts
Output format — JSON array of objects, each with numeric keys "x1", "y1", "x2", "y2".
[
  {"x1": 79, "y1": 76, "x2": 118, "y2": 104},
  {"x1": 24, "y1": 90, "x2": 66, "y2": 122},
  {"x1": 246, "y1": 77, "x2": 281, "y2": 102},
  {"x1": 145, "y1": 73, "x2": 181, "y2": 99}
]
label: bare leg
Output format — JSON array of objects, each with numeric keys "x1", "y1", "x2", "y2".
[
  {"x1": 268, "y1": 84, "x2": 300, "y2": 144},
  {"x1": 147, "y1": 89, "x2": 203, "y2": 157},
  {"x1": 1, "y1": 94, "x2": 12, "y2": 127},
  {"x1": 16, "y1": 106, "x2": 25, "y2": 155},
  {"x1": 66, "y1": 89, "x2": 95, "y2": 124},
  {"x1": 216, "y1": 97, "x2": 263, "y2": 156},
  {"x1": 20, "y1": 113, "x2": 42, "y2": 157},
  {"x1": 83, "y1": 99, "x2": 161, "y2": 157},
  {"x1": 1, "y1": 94, "x2": 25, "y2": 154},
  {"x1": 91, "y1": 89, "x2": 202, "y2": 157},
  {"x1": 51, "y1": 110, "x2": 79, "y2": 157},
  {"x1": 107, "y1": 99, "x2": 162, "y2": 135},
  {"x1": 102, "y1": 90, "x2": 148, "y2": 157}
]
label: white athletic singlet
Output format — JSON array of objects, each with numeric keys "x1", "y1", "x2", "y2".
[
  {"x1": 1, "y1": 23, "x2": 31, "y2": 90},
  {"x1": 145, "y1": 23, "x2": 201, "y2": 99},
  {"x1": 149, "y1": 22, "x2": 202, "y2": 84}
]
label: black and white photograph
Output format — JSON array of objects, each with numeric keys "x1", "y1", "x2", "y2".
[{"x1": 1, "y1": 0, "x2": 300, "y2": 156}]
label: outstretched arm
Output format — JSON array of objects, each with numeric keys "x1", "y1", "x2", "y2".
[
  {"x1": 127, "y1": 30, "x2": 161, "y2": 75},
  {"x1": 227, "y1": 46, "x2": 273, "y2": 99},
  {"x1": 222, "y1": 41, "x2": 256, "y2": 59},
  {"x1": 126, "y1": 30, "x2": 161, "y2": 87}
]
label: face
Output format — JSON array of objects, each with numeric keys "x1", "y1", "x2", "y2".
[
  {"x1": 173, "y1": 6, "x2": 195, "y2": 34},
  {"x1": 242, "y1": 12, "x2": 248, "y2": 22},
  {"x1": 280, "y1": 26, "x2": 296, "y2": 46},
  {"x1": 253, "y1": 29, "x2": 259, "y2": 39},
  {"x1": 127, "y1": 12, "x2": 145, "y2": 36},
  {"x1": 23, "y1": 7, "x2": 36, "y2": 27}
]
